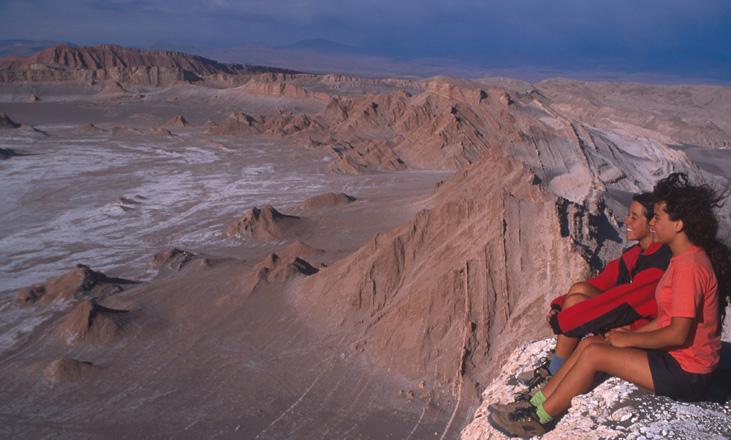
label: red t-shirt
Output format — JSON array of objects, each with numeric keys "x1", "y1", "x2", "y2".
[{"x1": 654, "y1": 246, "x2": 720, "y2": 374}]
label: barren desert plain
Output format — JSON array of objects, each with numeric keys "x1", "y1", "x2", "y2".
[{"x1": 1, "y1": 45, "x2": 730, "y2": 439}]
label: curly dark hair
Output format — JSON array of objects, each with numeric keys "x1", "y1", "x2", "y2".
[
  {"x1": 652, "y1": 172, "x2": 731, "y2": 322},
  {"x1": 632, "y1": 192, "x2": 655, "y2": 221}
]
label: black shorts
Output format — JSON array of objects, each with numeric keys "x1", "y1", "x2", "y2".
[{"x1": 647, "y1": 350, "x2": 712, "y2": 402}]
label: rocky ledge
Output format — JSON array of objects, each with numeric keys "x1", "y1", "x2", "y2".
[{"x1": 461, "y1": 339, "x2": 731, "y2": 439}]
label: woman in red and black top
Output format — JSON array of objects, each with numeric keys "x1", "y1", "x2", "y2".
[{"x1": 519, "y1": 193, "x2": 671, "y2": 388}]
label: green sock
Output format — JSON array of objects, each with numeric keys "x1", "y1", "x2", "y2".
[
  {"x1": 529, "y1": 390, "x2": 546, "y2": 407},
  {"x1": 536, "y1": 403, "x2": 554, "y2": 424}
]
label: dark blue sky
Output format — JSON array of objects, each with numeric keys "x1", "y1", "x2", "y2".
[{"x1": 1, "y1": 0, "x2": 730, "y2": 81}]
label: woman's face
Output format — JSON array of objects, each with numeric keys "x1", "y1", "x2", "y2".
[
  {"x1": 649, "y1": 201, "x2": 681, "y2": 244},
  {"x1": 625, "y1": 201, "x2": 651, "y2": 242}
]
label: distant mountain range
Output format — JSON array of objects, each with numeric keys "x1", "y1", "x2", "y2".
[{"x1": 0, "y1": 43, "x2": 299, "y2": 86}]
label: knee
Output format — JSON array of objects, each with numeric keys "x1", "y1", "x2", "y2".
[
  {"x1": 578, "y1": 342, "x2": 609, "y2": 368},
  {"x1": 568, "y1": 281, "x2": 590, "y2": 294},
  {"x1": 568, "y1": 281, "x2": 600, "y2": 298},
  {"x1": 577, "y1": 335, "x2": 604, "y2": 352},
  {"x1": 564, "y1": 293, "x2": 589, "y2": 308}
]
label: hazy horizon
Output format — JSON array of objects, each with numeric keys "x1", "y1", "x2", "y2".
[{"x1": 1, "y1": 0, "x2": 730, "y2": 83}]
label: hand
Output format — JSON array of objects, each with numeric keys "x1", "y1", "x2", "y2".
[{"x1": 605, "y1": 329, "x2": 631, "y2": 348}]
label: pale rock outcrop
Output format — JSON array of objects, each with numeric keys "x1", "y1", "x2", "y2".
[
  {"x1": 422, "y1": 77, "x2": 490, "y2": 105},
  {"x1": 43, "y1": 358, "x2": 101, "y2": 383},
  {"x1": 499, "y1": 92, "x2": 513, "y2": 106},
  {"x1": 15, "y1": 264, "x2": 134, "y2": 306},
  {"x1": 302, "y1": 192, "x2": 356, "y2": 210},
  {"x1": 151, "y1": 248, "x2": 210, "y2": 273},
  {"x1": 461, "y1": 339, "x2": 731, "y2": 439},
  {"x1": 78, "y1": 122, "x2": 101, "y2": 133},
  {"x1": 99, "y1": 81, "x2": 128, "y2": 95},
  {"x1": 164, "y1": 115, "x2": 189, "y2": 128},
  {"x1": 209, "y1": 111, "x2": 259, "y2": 136},
  {"x1": 277, "y1": 240, "x2": 326, "y2": 262},
  {"x1": 536, "y1": 78, "x2": 731, "y2": 149},
  {"x1": 252, "y1": 253, "x2": 319, "y2": 290},
  {"x1": 327, "y1": 140, "x2": 407, "y2": 174},
  {"x1": 56, "y1": 300, "x2": 129, "y2": 346},
  {"x1": 225, "y1": 205, "x2": 302, "y2": 241},
  {"x1": 249, "y1": 241, "x2": 324, "y2": 290},
  {"x1": 0, "y1": 113, "x2": 21, "y2": 129},
  {"x1": 244, "y1": 79, "x2": 330, "y2": 101},
  {"x1": 260, "y1": 111, "x2": 324, "y2": 136},
  {"x1": 148, "y1": 127, "x2": 174, "y2": 137}
]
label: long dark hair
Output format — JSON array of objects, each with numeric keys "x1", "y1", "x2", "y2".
[
  {"x1": 652, "y1": 173, "x2": 731, "y2": 322},
  {"x1": 632, "y1": 192, "x2": 655, "y2": 221}
]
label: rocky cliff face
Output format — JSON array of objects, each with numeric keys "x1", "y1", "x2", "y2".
[
  {"x1": 0, "y1": 44, "x2": 298, "y2": 86},
  {"x1": 296, "y1": 148, "x2": 605, "y2": 410}
]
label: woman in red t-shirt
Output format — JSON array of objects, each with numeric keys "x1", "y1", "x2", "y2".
[{"x1": 488, "y1": 173, "x2": 731, "y2": 438}]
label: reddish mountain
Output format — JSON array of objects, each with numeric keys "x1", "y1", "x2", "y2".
[{"x1": 0, "y1": 44, "x2": 298, "y2": 86}]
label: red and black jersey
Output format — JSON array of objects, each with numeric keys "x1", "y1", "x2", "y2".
[{"x1": 549, "y1": 242, "x2": 672, "y2": 337}]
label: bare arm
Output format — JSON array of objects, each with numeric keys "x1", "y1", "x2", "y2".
[
  {"x1": 630, "y1": 318, "x2": 661, "y2": 333},
  {"x1": 606, "y1": 317, "x2": 692, "y2": 350}
]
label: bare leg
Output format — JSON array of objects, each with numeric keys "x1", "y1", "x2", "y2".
[
  {"x1": 543, "y1": 335, "x2": 605, "y2": 398},
  {"x1": 542, "y1": 344, "x2": 654, "y2": 416}
]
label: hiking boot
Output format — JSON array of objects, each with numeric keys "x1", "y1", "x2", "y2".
[
  {"x1": 517, "y1": 360, "x2": 552, "y2": 390},
  {"x1": 488, "y1": 405, "x2": 550, "y2": 438},
  {"x1": 513, "y1": 389, "x2": 534, "y2": 403},
  {"x1": 487, "y1": 399, "x2": 534, "y2": 414}
]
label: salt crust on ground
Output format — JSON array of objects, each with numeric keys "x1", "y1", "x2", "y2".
[{"x1": 461, "y1": 339, "x2": 731, "y2": 439}]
